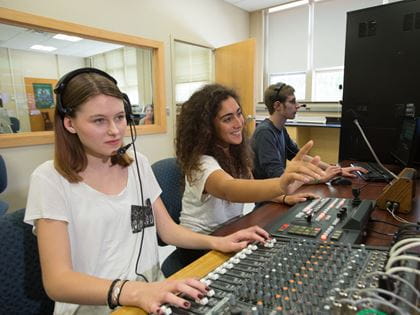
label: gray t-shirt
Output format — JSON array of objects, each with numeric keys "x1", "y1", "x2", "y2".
[
  {"x1": 180, "y1": 155, "x2": 243, "y2": 234},
  {"x1": 25, "y1": 153, "x2": 163, "y2": 315}
]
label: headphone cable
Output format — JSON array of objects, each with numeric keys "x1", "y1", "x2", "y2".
[{"x1": 127, "y1": 118, "x2": 149, "y2": 282}]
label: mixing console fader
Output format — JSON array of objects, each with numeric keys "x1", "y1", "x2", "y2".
[
  {"x1": 165, "y1": 237, "x2": 412, "y2": 315},
  {"x1": 266, "y1": 197, "x2": 375, "y2": 244}
]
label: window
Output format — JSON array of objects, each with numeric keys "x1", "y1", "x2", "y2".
[
  {"x1": 267, "y1": 2, "x2": 309, "y2": 99},
  {"x1": 266, "y1": 0, "x2": 384, "y2": 101},
  {"x1": 269, "y1": 72, "x2": 306, "y2": 101},
  {"x1": 175, "y1": 82, "x2": 209, "y2": 104},
  {"x1": 90, "y1": 46, "x2": 154, "y2": 107},
  {"x1": 174, "y1": 41, "x2": 213, "y2": 104},
  {"x1": 313, "y1": 67, "x2": 343, "y2": 101}
]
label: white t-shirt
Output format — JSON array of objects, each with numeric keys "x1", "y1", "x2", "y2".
[
  {"x1": 24, "y1": 153, "x2": 163, "y2": 315},
  {"x1": 180, "y1": 155, "x2": 243, "y2": 234}
]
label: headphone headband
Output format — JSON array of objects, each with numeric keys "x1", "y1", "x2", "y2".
[
  {"x1": 54, "y1": 67, "x2": 132, "y2": 122},
  {"x1": 54, "y1": 67, "x2": 117, "y2": 97}
]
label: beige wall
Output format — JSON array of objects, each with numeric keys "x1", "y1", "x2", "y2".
[
  {"x1": 0, "y1": 48, "x2": 86, "y2": 132},
  {"x1": 0, "y1": 0, "x2": 250, "y2": 211},
  {"x1": 249, "y1": 11, "x2": 265, "y2": 104}
]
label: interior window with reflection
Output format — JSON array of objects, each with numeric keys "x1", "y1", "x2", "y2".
[
  {"x1": 91, "y1": 46, "x2": 154, "y2": 125},
  {"x1": 174, "y1": 40, "x2": 213, "y2": 108},
  {"x1": 0, "y1": 23, "x2": 154, "y2": 133},
  {"x1": 269, "y1": 72, "x2": 306, "y2": 101}
]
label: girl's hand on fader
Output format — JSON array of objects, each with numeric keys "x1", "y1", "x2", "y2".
[{"x1": 119, "y1": 278, "x2": 209, "y2": 314}]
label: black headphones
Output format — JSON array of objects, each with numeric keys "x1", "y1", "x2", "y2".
[
  {"x1": 54, "y1": 67, "x2": 133, "y2": 123},
  {"x1": 274, "y1": 82, "x2": 286, "y2": 102}
]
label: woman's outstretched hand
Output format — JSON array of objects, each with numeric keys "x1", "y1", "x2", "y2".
[
  {"x1": 279, "y1": 140, "x2": 325, "y2": 194},
  {"x1": 320, "y1": 165, "x2": 368, "y2": 182},
  {"x1": 273, "y1": 192, "x2": 319, "y2": 205},
  {"x1": 320, "y1": 165, "x2": 343, "y2": 183},
  {"x1": 341, "y1": 166, "x2": 368, "y2": 178}
]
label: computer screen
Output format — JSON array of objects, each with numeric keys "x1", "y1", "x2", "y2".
[
  {"x1": 390, "y1": 117, "x2": 420, "y2": 166},
  {"x1": 339, "y1": 0, "x2": 420, "y2": 164}
]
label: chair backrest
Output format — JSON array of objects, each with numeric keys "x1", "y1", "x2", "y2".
[
  {"x1": 0, "y1": 155, "x2": 8, "y2": 215},
  {"x1": 151, "y1": 158, "x2": 184, "y2": 245},
  {"x1": 0, "y1": 155, "x2": 6, "y2": 193},
  {"x1": 0, "y1": 209, "x2": 54, "y2": 314},
  {"x1": 9, "y1": 116, "x2": 20, "y2": 133}
]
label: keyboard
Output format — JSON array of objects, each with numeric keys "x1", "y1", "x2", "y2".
[{"x1": 350, "y1": 161, "x2": 394, "y2": 182}]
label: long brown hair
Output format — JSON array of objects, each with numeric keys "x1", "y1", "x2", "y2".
[
  {"x1": 54, "y1": 71, "x2": 132, "y2": 183},
  {"x1": 175, "y1": 84, "x2": 252, "y2": 183}
]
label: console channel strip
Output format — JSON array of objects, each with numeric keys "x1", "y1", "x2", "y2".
[
  {"x1": 165, "y1": 238, "x2": 417, "y2": 315},
  {"x1": 266, "y1": 197, "x2": 375, "y2": 244}
]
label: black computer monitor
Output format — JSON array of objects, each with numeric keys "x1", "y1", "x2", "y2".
[
  {"x1": 339, "y1": 0, "x2": 420, "y2": 164},
  {"x1": 390, "y1": 117, "x2": 420, "y2": 166}
]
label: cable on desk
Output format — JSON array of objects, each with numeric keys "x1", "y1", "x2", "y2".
[
  {"x1": 336, "y1": 297, "x2": 405, "y2": 315},
  {"x1": 385, "y1": 255, "x2": 420, "y2": 271},
  {"x1": 367, "y1": 229, "x2": 395, "y2": 237},
  {"x1": 365, "y1": 271, "x2": 420, "y2": 298},
  {"x1": 390, "y1": 222, "x2": 420, "y2": 245},
  {"x1": 389, "y1": 238, "x2": 420, "y2": 257},
  {"x1": 385, "y1": 203, "x2": 411, "y2": 224},
  {"x1": 369, "y1": 218, "x2": 401, "y2": 228}
]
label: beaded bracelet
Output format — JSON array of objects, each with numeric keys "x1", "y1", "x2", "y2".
[{"x1": 107, "y1": 279, "x2": 120, "y2": 309}]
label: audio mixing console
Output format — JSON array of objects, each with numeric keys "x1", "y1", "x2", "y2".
[
  {"x1": 164, "y1": 238, "x2": 417, "y2": 315},
  {"x1": 266, "y1": 197, "x2": 375, "y2": 244}
]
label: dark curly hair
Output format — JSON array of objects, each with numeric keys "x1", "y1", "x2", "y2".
[{"x1": 176, "y1": 84, "x2": 253, "y2": 183}]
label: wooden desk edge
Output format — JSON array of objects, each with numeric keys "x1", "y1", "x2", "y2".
[{"x1": 112, "y1": 250, "x2": 232, "y2": 315}]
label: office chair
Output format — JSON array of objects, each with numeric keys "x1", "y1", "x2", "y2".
[
  {"x1": 0, "y1": 155, "x2": 9, "y2": 215},
  {"x1": 0, "y1": 209, "x2": 54, "y2": 314},
  {"x1": 151, "y1": 158, "x2": 184, "y2": 240},
  {"x1": 9, "y1": 116, "x2": 20, "y2": 133},
  {"x1": 151, "y1": 158, "x2": 207, "y2": 277}
]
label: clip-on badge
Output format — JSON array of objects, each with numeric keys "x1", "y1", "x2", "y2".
[{"x1": 131, "y1": 198, "x2": 154, "y2": 233}]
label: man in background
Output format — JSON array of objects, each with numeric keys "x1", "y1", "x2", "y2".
[{"x1": 251, "y1": 82, "x2": 365, "y2": 183}]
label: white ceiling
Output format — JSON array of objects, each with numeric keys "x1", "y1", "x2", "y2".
[
  {"x1": 223, "y1": 0, "x2": 291, "y2": 12},
  {"x1": 0, "y1": 23, "x2": 123, "y2": 57},
  {"x1": 0, "y1": 1, "x2": 292, "y2": 57}
]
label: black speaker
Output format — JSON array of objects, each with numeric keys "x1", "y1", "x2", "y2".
[{"x1": 54, "y1": 67, "x2": 133, "y2": 123}]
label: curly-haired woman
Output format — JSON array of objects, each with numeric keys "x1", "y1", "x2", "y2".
[{"x1": 162, "y1": 84, "x2": 325, "y2": 275}]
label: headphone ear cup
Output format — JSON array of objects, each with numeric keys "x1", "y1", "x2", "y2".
[
  {"x1": 122, "y1": 93, "x2": 133, "y2": 124},
  {"x1": 55, "y1": 79, "x2": 68, "y2": 118}
]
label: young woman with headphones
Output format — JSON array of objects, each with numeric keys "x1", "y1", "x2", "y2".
[{"x1": 24, "y1": 68, "x2": 271, "y2": 314}]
